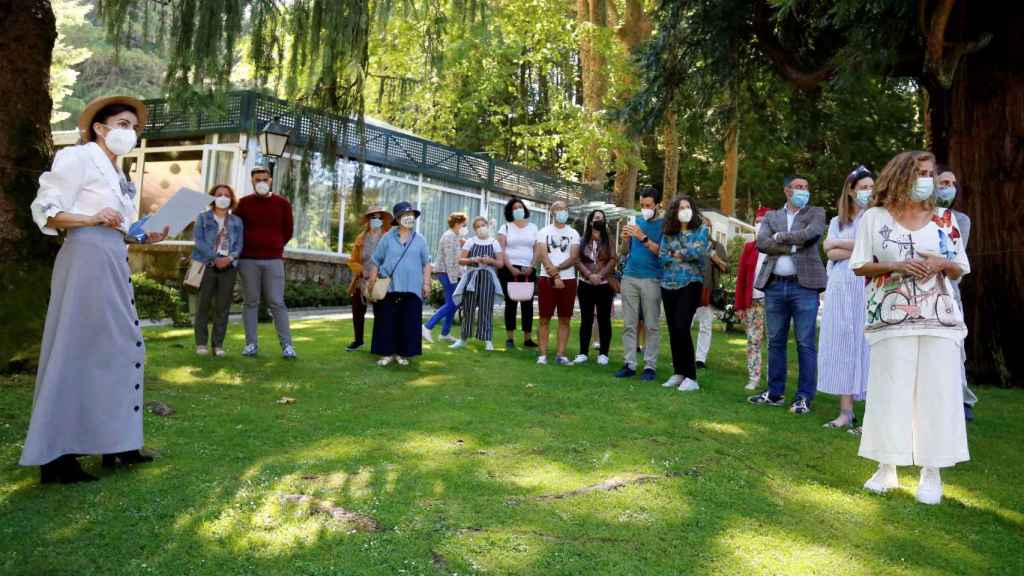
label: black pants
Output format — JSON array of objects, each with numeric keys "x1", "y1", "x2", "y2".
[
  {"x1": 371, "y1": 292, "x2": 423, "y2": 358},
  {"x1": 578, "y1": 281, "x2": 613, "y2": 355},
  {"x1": 498, "y1": 267, "x2": 535, "y2": 335},
  {"x1": 195, "y1": 266, "x2": 238, "y2": 348},
  {"x1": 351, "y1": 287, "x2": 368, "y2": 344},
  {"x1": 662, "y1": 283, "x2": 703, "y2": 379}
]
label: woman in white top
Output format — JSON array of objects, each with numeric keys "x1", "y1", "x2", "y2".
[
  {"x1": 850, "y1": 150, "x2": 970, "y2": 505},
  {"x1": 22, "y1": 96, "x2": 168, "y2": 484},
  {"x1": 423, "y1": 212, "x2": 467, "y2": 343},
  {"x1": 451, "y1": 217, "x2": 505, "y2": 350},
  {"x1": 497, "y1": 197, "x2": 539, "y2": 349}
]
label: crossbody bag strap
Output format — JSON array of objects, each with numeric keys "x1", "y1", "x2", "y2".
[{"x1": 382, "y1": 233, "x2": 416, "y2": 279}]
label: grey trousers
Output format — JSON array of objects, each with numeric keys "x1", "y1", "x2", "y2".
[
  {"x1": 195, "y1": 266, "x2": 238, "y2": 348},
  {"x1": 238, "y1": 259, "x2": 292, "y2": 348},
  {"x1": 621, "y1": 276, "x2": 662, "y2": 370}
]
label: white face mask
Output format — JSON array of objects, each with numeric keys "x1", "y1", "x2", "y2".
[
  {"x1": 102, "y1": 127, "x2": 137, "y2": 156},
  {"x1": 369, "y1": 217, "x2": 383, "y2": 230},
  {"x1": 213, "y1": 196, "x2": 231, "y2": 209},
  {"x1": 640, "y1": 208, "x2": 655, "y2": 221},
  {"x1": 254, "y1": 181, "x2": 271, "y2": 196},
  {"x1": 678, "y1": 208, "x2": 693, "y2": 223},
  {"x1": 911, "y1": 177, "x2": 934, "y2": 202},
  {"x1": 400, "y1": 215, "x2": 416, "y2": 229},
  {"x1": 475, "y1": 226, "x2": 490, "y2": 239}
]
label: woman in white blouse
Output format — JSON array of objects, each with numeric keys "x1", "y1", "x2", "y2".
[
  {"x1": 850, "y1": 150, "x2": 970, "y2": 505},
  {"x1": 497, "y1": 197, "x2": 539, "y2": 349},
  {"x1": 21, "y1": 96, "x2": 167, "y2": 484}
]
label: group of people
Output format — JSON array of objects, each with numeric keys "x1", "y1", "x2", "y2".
[{"x1": 19, "y1": 94, "x2": 974, "y2": 508}]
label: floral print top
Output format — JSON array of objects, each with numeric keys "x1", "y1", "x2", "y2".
[
  {"x1": 658, "y1": 224, "x2": 710, "y2": 290},
  {"x1": 849, "y1": 207, "x2": 970, "y2": 344}
]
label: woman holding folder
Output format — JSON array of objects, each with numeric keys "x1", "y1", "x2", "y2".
[{"x1": 22, "y1": 96, "x2": 168, "y2": 484}]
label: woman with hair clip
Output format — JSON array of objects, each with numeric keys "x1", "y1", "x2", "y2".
[
  {"x1": 658, "y1": 196, "x2": 710, "y2": 392},
  {"x1": 573, "y1": 209, "x2": 617, "y2": 365},
  {"x1": 850, "y1": 150, "x2": 970, "y2": 505},
  {"x1": 817, "y1": 165, "x2": 873, "y2": 431}
]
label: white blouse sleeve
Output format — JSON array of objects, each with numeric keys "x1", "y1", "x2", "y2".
[
  {"x1": 31, "y1": 147, "x2": 84, "y2": 236},
  {"x1": 849, "y1": 208, "x2": 876, "y2": 271}
]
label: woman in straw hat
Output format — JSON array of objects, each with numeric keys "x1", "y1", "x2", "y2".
[
  {"x1": 345, "y1": 205, "x2": 392, "y2": 351},
  {"x1": 22, "y1": 95, "x2": 168, "y2": 484}
]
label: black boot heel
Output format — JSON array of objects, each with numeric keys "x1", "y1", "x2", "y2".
[{"x1": 102, "y1": 454, "x2": 118, "y2": 468}]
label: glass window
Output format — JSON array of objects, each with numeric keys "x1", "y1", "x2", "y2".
[
  {"x1": 217, "y1": 133, "x2": 241, "y2": 144},
  {"x1": 207, "y1": 150, "x2": 235, "y2": 191},
  {"x1": 140, "y1": 150, "x2": 204, "y2": 222},
  {"x1": 339, "y1": 162, "x2": 419, "y2": 250},
  {"x1": 423, "y1": 175, "x2": 481, "y2": 195},
  {"x1": 419, "y1": 187, "x2": 482, "y2": 253},
  {"x1": 274, "y1": 153, "x2": 341, "y2": 253}
]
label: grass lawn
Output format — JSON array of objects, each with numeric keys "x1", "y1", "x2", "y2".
[{"x1": 1, "y1": 316, "x2": 1022, "y2": 575}]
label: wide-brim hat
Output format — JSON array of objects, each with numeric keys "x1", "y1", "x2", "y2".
[
  {"x1": 391, "y1": 201, "x2": 421, "y2": 220},
  {"x1": 78, "y1": 95, "x2": 148, "y2": 143},
  {"x1": 362, "y1": 205, "x2": 393, "y2": 225}
]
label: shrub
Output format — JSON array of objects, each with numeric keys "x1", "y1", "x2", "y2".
[
  {"x1": 283, "y1": 279, "x2": 351, "y2": 309},
  {"x1": 428, "y1": 278, "x2": 446, "y2": 307},
  {"x1": 131, "y1": 273, "x2": 190, "y2": 326}
]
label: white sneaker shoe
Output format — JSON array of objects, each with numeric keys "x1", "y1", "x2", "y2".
[
  {"x1": 377, "y1": 355, "x2": 395, "y2": 366},
  {"x1": 677, "y1": 378, "x2": 700, "y2": 392},
  {"x1": 395, "y1": 356, "x2": 409, "y2": 366},
  {"x1": 421, "y1": 325, "x2": 434, "y2": 343},
  {"x1": 744, "y1": 380, "x2": 758, "y2": 391},
  {"x1": 450, "y1": 339, "x2": 465, "y2": 349},
  {"x1": 485, "y1": 341, "x2": 494, "y2": 351},
  {"x1": 213, "y1": 347, "x2": 226, "y2": 357},
  {"x1": 536, "y1": 355, "x2": 548, "y2": 365},
  {"x1": 196, "y1": 345, "x2": 209, "y2": 356},
  {"x1": 440, "y1": 334, "x2": 457, "y2": 343},
  {"x1": 573, "y1": 354, "x2": 589, "y2": 364},
  {"x1": 597, "y1": 354, "x2": 609, "y2": 366},
  {"x1": 863, "y1": 464, "x2": 900, "y2": 494},
  {"x1": 662, "y1": 375, "x2": 684, "y2": 388},
  {"x1": 916, "y1": 467, "x2": 943, "y2": 505}
]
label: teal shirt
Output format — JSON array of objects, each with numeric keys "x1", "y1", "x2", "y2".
[
  {"x1": 658, "y1": 225, "x2": 710, "y2": 289},
  {"x1": 623, "y1": 217, "x2": 664, "y2": 279}
]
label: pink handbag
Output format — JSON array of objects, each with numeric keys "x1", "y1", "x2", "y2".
[{"x1": 507, "y1": 281, "x2": 535, "y2": 302}]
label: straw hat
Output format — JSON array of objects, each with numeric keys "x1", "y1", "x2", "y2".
[
  {"x1": 77, "y1": 95, "x2": 148, "y2": 143},
  {"x1": 362, "y1": 205, "x2": 393, "y2": 226}
]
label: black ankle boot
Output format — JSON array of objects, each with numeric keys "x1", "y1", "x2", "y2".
[
  {"x1": 102, "y1": 450, "x2": 154, "y2": 468},
  {"x1": 41, "y1": 455, "x2": 98, "y2": 485}
]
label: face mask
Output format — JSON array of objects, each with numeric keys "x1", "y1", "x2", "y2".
[
  {"x1": 213, "y1": 196, "x2": 231, "y2": 209},
  {"x1": 935, "y1": 185, "x2": 957, "y2": 206},
  {"x1": 640, "y1": 208, "x2": 655, "y2": 221},
  {"x1": 911, "y1": 177, "x2": 934, "y2": 202},
  {"x1": 855, "y1": 189, "x2": 873, "y2": 207},
  {"x1": 369, "y1": 217, "x2": 383, "y2": 230},
  {"x1": 475, "y1": 226, "x2": 490, "y2": 239},
  {"x1": 678, "y1": 208, "x2": 693, "y2": 223},
  {"x1": 254, "y1": 181, "x2": 271, "y2": 196},
  {"x1": 513, "y1": 208, "x2": 526, "y2": 221},
  {"x1": 790, "y1": 189, "x2": 810, "y2": 209},
  {"x1": 592, "y1": 220, "x2": 605, "y2": 230},
  {"x1": 554, "y1": 211, "x2": 569, "y2": 224},
  {"x1": 103, "y1": 127, "x2": 137, "y2": 156},
  {"x1": 400, "y1": 215, "x2": 416, "y2": 229}
]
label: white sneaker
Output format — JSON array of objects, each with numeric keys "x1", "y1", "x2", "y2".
[
  {"x1": 597, "y1": 354, "x2": 609, "y2": 366},
  {"x1": 744, "y1": 380, "x2": 758, "y2": 391},
  {"x1": 196, "y1": 345, "x2": 209, "y2": 356},
  {"x1": 677, "y1": 378, "x2": 700, "y2": 392},
  {"x1": 573, "y1": 354, "x2": 589, "y2": 365},
  {"x1": 485, "y1": 341, "x2": 494, "y2": 351},
  {"x1": 450, "y1": 339, "x2": 465, "y2": 349},
  {"x1": 395, "y1": 356, "x2": 409, "y2": 366},
  {"x1": 213, "y1": 347, "x2": 226, "y2": 357},
  {"x1": 916, "y1": 467, "x2": 943, "y2": 505},
  {"x1": 536, "y1": 355, "x2": 548, "y2": 365},
  {"x1": 377, "y1": 355, "x2": 395, "y2": 366},
  {"x1": 863, "y1": 464, "x2": 899, "y2": 494},
  {"x1": 421, "y1": 325, "x2": 434, "y2": 343},
  {"x1": 440, "y1": 334, "x2": 457, "y2": 343},
  {"x1": 662, "y1": 375, "x2": 684, "y2": 388}
]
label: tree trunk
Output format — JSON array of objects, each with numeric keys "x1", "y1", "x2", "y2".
[
  {"x1": 579, "y1": 0, "x2": 607, "y2": 191},
  {"x1": 661, "y1": 109, "x2": 679, "y2": 198},
  {"x1": 935, "y1": 2, "x2": 1024, "y2": 387},
  {"x1": 0, "y1": 0, "x2": 58, "y2": 370},
  {"x1": 718, "y1": 113, "x2": 739, "y2": 216},
  {"x1": 612, "y1": 144, "x2": 639, "y2": 208}
]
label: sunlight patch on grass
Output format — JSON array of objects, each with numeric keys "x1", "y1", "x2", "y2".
[
  {"x1": 405, "y1": 374, "x2": 454, "y2": 388},
  {"x1": 692, "y1": 420, "x2": 748, "y2": 436},
  {"x1": 727, "y1": 337, "x2": 749, "y2": 347},
  {"x1": 945, "y1": 483, "x2": 1024, "y2": 527},
  {"x1": 713, "y1": 521, "x2": 866, "y2": 575},
  {"x1": 146, "y1": 328, "x2": 192, "y2": 340},
  {"x1": 442, "y1": 528, "x2": 550, "y2": 574}
]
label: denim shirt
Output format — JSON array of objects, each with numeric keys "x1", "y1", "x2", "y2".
[
  {"x1": 191, "y1": 209, "x2": 244, "y2": 266},
  {"x1": 658, "y1": 224, "x2": 709, "y2": 289},
  {"x1": 372, "y1": 228, "x2": 431, "y2": 298}
]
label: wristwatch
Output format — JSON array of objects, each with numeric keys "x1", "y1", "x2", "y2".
[{"x1": 640, "y1": 236, "x2": 649, "y2": 244}]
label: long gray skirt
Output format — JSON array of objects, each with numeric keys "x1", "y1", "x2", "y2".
[{"x1": 20, "y1": 226, "x2": 147, "y2": 466}]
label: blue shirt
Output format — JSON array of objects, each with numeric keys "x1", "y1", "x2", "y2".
[
  {"x1": 372, "y1": 228, "x2": 431, "y2": 298},
  {"x1": 623, "y1": 217, "x2": 664, "y2": 279},
  {"x1": 659, "y1": 225, "x2": 710, "y2": 289}
]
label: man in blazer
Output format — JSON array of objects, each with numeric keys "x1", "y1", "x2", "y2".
[{"x1": 748, "y1": 175, "x2": 826, "y2": 414}]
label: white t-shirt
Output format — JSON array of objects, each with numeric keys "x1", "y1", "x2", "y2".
[
  {"x1": 849, "y1": 206, "x2": 969, "y2": 345},
  {"x1": 499, "y1": 221, "x2": 539, "y2": 267},
  {"x1": 536, "y1": 224, "x2": 580, "y2": 280}
]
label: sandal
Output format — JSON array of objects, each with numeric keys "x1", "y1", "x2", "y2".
[{"x1": 823, "y1": 409, "x2": 857, "y2": 429}]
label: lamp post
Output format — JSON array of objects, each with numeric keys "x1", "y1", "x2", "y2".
[{"x1": 257, "y1": 117, "x2": 291, "y2": 177}]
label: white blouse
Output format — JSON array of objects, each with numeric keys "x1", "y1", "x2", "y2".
[{"x1": 31, "y1": 142, "x2": 137, "y2": 236}]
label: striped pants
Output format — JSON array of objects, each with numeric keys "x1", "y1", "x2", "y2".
[{"x1": 461, "y1": 274, "x2": 496, "y2": 342}]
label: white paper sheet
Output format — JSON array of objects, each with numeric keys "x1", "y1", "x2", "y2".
[{"x1": 142, "y1": 187, "x2": 212, "y2": 236}]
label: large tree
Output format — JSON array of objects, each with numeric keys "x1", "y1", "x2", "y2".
[{"x1": 632, "y1": 0, "x2": 1023, "y2": 386}]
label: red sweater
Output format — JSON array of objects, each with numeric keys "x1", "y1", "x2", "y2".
[
  {"x1": 234, "y1": 193, "x2": 294, "y2": 259},
  {"x1": 734, "y1": 241, "x2": 760, "y2": 311}
]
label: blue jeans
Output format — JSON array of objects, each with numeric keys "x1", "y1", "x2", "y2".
[
  {"x1": 765, "y1": 277, "x2": 819, "y2": 403},
  {"x1": 425, "y1": 273, "x2": 457, "y2": 335}
]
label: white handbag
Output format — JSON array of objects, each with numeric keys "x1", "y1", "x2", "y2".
[{"x1": 183, "y1": 260, "x2": 206, "y2": 289}]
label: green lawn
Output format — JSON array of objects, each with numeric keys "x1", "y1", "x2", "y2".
[{"x1": 1, "y1": 317, "x2": 1022, "y2": 575}]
